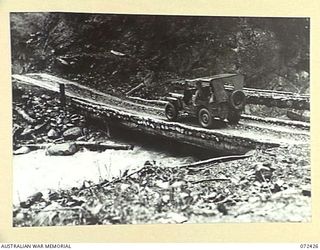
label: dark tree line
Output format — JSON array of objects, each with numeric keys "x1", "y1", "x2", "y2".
[{"x1": 10, "y1": 13, "x2": 309, "y2": 92}]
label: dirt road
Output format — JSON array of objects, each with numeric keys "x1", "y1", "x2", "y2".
[{"x1": 13, "y1": 73, "x2": 310, "y2": 147}]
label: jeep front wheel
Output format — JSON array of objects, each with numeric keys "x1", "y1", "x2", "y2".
[
  {"x1": 165, "y1": 102, "x2": 178, "y2": 121},
  {"x1": 198, "y1": 108, "x2": 213, "y2": 128}
]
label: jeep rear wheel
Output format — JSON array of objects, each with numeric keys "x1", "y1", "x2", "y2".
[
  {"x1": 165, "y1": 102, "x2": 178, "y2": 121},
  {"x1": 198, "y1": 108, "x2": 213, "y2": 128},
  {"x1": 227, "y1": 111, "x2": 241, "y2": 124}
]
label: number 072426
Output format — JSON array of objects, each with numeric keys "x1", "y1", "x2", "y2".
[{"x1": 300, "y1": 244, "x2": 319, "y2": 248}]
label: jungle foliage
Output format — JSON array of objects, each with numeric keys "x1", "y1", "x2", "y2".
[{"x1": 10, "y1": 13, "x2": 309, "y2": 94}]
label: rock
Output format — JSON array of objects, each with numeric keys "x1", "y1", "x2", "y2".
[
  {"x1": 275, "y1": 179, "x2": 284, "y2": 188},
  {"x1": 217, "y1": 203, "x2": 228, "y2": 215},
  {"x1": 255, "y1": 163, "x2": 273, "y2": 182},
  {"x1": 13, "y1": 146, "x2": 31, "y2": 155},
  {"x1": 248, "y1": 196, "x2": 260, "y2": 203},
  {"x1": 301, "y1": 184, "x2": 311, "y2": 197},
  {"x1": 56, "y1": 117, "x2": 63, "y2": 124},
  {"x1": 262, "y1": 162, "x2": 271, "y2": 167},
  {"x1": 297, "y1": 159, "x2": 309, "y2": 167},
  {"x1": 41, "y1": 94, "x2": 51, "y2": 100},
  {"x1": 15, "y1": 212, "x2": 25, "y2": 221},
  {"x1": 193, "y1": 207, "x2": 217, "y2": 216},
  {"x1": 162, "y1": 194, "x2": 170, "y2": 203},
  {"x1": 155, "y1": 180, "x2": 170, "y2": 189},
  {"x1": 29, "y1": 192, "x2": 43, "y2": 203},
  {"x1": 47, "y1": 128, "x2": 59, "y2": 139},
  {"x1": 20, "y1": 192, "x2": 43, "y2": 208},
  {"x1": 271, "y1": 180, "x2": 285, "y2": 193},
  {"x1": 63, "y1": 127, "x2": 82, "y2": 139},
  {"x1": 203, "y1": 192, "x2": 218, "y2": 201},
  {"x1": 70, "y1": 114, "x2": 80, "y2": 121},
  {"x1": 170, "y1": 181, "x2": 185, "y2": 188},
  {"x1": 160, "y1": 212, "x2": 188, "y2": 223},
  {"x1": 48, "y1": 191, "x2": 60, "y2": 201},
  {"x1": 179, "y1": 192, "x2": 189, "y2": 200},
  {"x1": 253, "y1": 181, "x2": 262, "y2": 187},
  {"x1": 46, "y1": 143, "x2": 78, "y2": 156},
  {"x1": 81, "y1": 180, "x2": 93, "y2": 189},
  {"x1": 63, "y1": 118, "x2": 71, "y2": 124},
  {"x1": 21, "y1": 94, "x2": 30, "y2": 100},
  {"x1": 120, "y1": 183, "x2": 130, "y2": 192}
]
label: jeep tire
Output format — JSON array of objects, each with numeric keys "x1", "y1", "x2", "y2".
[
  {"x1": 198, "y1": 108, "x2": 213, "y2": 128},
  {"x1": 230, "y1": 90, "x2": 246, "y2": 110},
  {"x1": 165, "y1": 102, "x2": 178, "y2": 121}
]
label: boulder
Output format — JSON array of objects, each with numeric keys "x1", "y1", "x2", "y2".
[
  {"x1": 46, "y1": 143, "x2": 78, "y2": 156},
  {"x1": 47, "y1": 128, "x2": 60, "y2": 139},
  {"x1": 63, "y1": 127, "x2": 82, "y2": 140},
  {"x1": 41, "y1": 94, "x2": 51, "y2": 100},
  {"x1": 20, "y1": 192, "x2": 43, "y2": 208},
  {"x1": 13, "y1": 146, "x2": 31, "y2": 155},
  {"x1": 301, "y1": 184, "x2": 311, "y2": 197}
]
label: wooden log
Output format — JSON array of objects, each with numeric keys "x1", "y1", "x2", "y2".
[
  {"x1": 19, "y1": 122, "x2": 48, "y2": 137},
  {"x1": 13, "y1": 124, "x2": 23, "y2": 138},
  {"x1": 74, "y1": 141, "x2": 134, "y2": 150},
  {"x1": 17, "y1": 144, "x2": 47, "y2": 150},
  {"x1": 191, "y1": 178, "x2": 231, "y2": 184},
  {"x1": 125, "y1": 83, "x2": 144, "y2": 96},
  {"x1": 287, "y1": 110, "x2": 310, "y2": 122},
  {"x1": 13, "y1": 106, "x2": 36, "y2": 124},
  {"x1": 59, "y1": 83, "x2": 66, "y2": 106},
  {"x1": 177, "y1": 151, "x2": 253, "y2": 168},
  {"x1": 19, "y1": 141, "x2": 134, "y2": 151}
]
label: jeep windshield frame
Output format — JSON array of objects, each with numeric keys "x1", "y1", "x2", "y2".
[{"x1": 186, "y1": 73, "x2": 244, "y2": 91}]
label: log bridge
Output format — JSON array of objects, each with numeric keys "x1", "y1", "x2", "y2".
[
  {"x1": 70, "y1": 97, "x2": 279, "y2": 154},
  {"x1": 12, "y1": 73, "x2": 307, "y2": 154}
]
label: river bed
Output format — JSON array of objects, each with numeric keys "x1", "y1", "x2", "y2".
[{"x1": 13, "y1": 142, "x2": 202, "y2": 204}]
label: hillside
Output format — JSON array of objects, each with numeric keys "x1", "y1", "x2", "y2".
[{"x1": 10, "y1": 13, "x2": 310, "y2": 99}]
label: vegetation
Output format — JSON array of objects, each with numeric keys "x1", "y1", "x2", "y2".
[
  {"x1": 10, "y1": 14, "x2": 311, "y2": 225},
  {"x1": 11, "y1": 13, "x2": 309, "y2": 97}
]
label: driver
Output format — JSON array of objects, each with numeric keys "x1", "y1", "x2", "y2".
[
  {"x1": 193, "y1": 81, "x2": 206, "y2": 106},
  {"x1": 182, "y1": 81, "x2": 192, "y2": 106},
  {"x1": 209, "y1": 84, "x2": 215, "y2": 103}
]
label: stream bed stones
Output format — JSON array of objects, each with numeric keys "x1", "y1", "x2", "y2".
[{"x1": 12, "y1": 86, "x2": 91, "y2": 151}]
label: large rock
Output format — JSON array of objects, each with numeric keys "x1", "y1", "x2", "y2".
[
  {"x1": 63, "y1": 127, "x2": 82, "y2": 140},
  {"x1": 47, "y1": 128, "x2": 59, "y2": 139},
  {"x1": 46, "y1": 143, "x2": 78, "y2": 156},
  {"x1": 13, "y1": 146, "x2": 31, "y2": 155}
]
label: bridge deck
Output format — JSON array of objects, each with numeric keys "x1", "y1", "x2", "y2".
[{"x1": 12, "y1": 73, "x2": 309, "y2": 154}]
